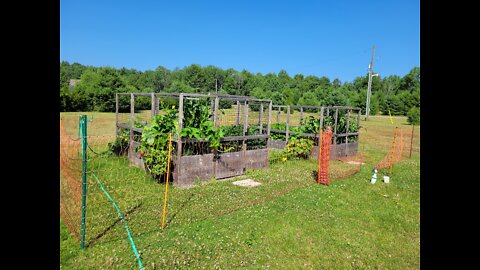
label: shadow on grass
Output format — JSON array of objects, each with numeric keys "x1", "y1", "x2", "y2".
[
  {"x1": 311, "y1": 170, "x2": 319, "y2": 184},
  {"x1": 87, "y1": 202, "x2": 143, "y2": 247},
  {"x1": 165, "y1": 191, "x2": 195, "y2": 228}
]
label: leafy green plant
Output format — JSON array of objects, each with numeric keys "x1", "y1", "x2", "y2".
[
  {"x1": 221, "y1": 125, "x2": 243, "y2": 137},
  {"x1": 138, "y1": 108, "x2": 178, "y2": 179},
  {"x1": 268, "y1": 149, "x2": 285, "y2": 164},
  {"x1": 180, "y1": 99, "x2": 224, "y2": 148},
  {"x1": 284, "y1": 138, "x2": 314, "y2": 160},
  {"x1": 407, "y1": 107, "x2": 420, "y2": 125},
  {"x1": 269, "y1": 137, "x2": 314, "y2": 164},
  {"x1": 138, "y1": 100, "x2": 227, "y2": 179},
  {"x1": 301, "y1": 116, "x2": 320, "y2": 134},
  {"x1": 270, "y1": 123, "x2": 287, "y2": 140},
  {"x1": 109, "y1": 129, "x2": 130, "y2": 156}
]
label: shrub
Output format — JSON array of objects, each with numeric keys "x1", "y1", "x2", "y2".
[
  {"x1": 407, "y1": 107, "x2": 420, "y2": 125},
  {"x1": 269, "y1": 138, "x2": 314, "y2": 164},
  {"x1": 284, "y1": 138, "x2": 314, "y2": 160},
  {"x1": 109, "y1": 129, "x2": 130, "y2": 156},
  {"x1": 138, "y1": 108, "x2": 177, "y2": 179}
]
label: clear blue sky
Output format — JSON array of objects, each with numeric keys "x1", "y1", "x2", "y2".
[{"x1": 60, "y1": 0, "x2": 419, "y2": 83}]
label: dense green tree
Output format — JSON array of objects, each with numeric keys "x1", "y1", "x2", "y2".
[
  {"x1": 166, "y1": 80, "x2": 194, "y2": 93},
  {"x1": 282, "y1": 87, "x2": 299, "y2": 105},
  {"x1": 270, "y1": 92, "x2": 284, "y2": 105},
  {"x1": 325, "y1": 89, "x2": 348, "y2": 107},
  {"x1": 382, "y1": 75, "x2": 402, "y2": 96},
  {"x1": 332, "y1": 78, "x2": 341, "y2": 88},
  {"x1": 400, "y1": 67, "x2": 420, "y2": 92},
  {"x1": 73, "y1": 67, "x2": 126, "y2": 111},
  {"x1": 59, "y1": 62, "x2": 420, "y2": 115},
  {"x1": 153, "y1": 66, "x2": 172, "y2": 92},
  {"x1": 251, "y1": 87, "x2": 268, "y2": 100},
  {"x1": 407, "y1": 107, "x2": 420, "y2": 125},
  {"x1": 298, "y1": 91, "x2": 319, "y2": 107},
  {"x1": 60, "y1": 85, "x2": 71, "y2": 111},
  {"x1": 384, "y1": 95, "x2": 404, "y2": 115},
  {"x1": 185, "y1": 64, "x2": 208, "y2": 92}
]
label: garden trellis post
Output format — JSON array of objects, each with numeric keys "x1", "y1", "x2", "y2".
[
  {"x1": 333, "y1": 108, "x2": 338, "y2": 145},
  {"x1": 346, "y1": 109, "x2": 350, "y2": 156},
  {"x1": 319, "y1": 106, "x2": 325, "y2": 134},
  {"x1": 285, "y1": 106, "x2": 290, "y2": 143},
  {"x1": 151, "y1": 93, "x2": 155, "y2": 118},
  {"x1": 259, "y1": 103, "x2": 263, "y2": 134},
  {"x1": 214, "y1": 96, "x2": 219, "y2": 128},
  {"x1": 267, "y1": 101, "x2": 272, "y2": 147},
  {"x1": 357, "y1": 109, "x2": 361, "y2": 143},
  {"x1": 115, "y1": 94, "x2": 119, "y2": 138},
  {"x1": 300, "y1": 107, "x2": 303, "y2": 125},
  {"x1": 130, "y1": 93, "x2": 135, "y2": 156},
  {"x1": 277, "y1": 106, "x2": 280, "y2": 124},
  {"x1": 242, "y1": 100, "x2": 248, "y2": 170},
  {"x1": 177, "y1": 94, "x2": 184, "y2": 175},
  {"x1": 236, "y1": 101, "x2": 241, "y2": 125}
]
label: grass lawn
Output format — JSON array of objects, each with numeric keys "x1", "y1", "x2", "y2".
[{"x1": 60, "y1": 112, "x2": 420, "y2": 269}]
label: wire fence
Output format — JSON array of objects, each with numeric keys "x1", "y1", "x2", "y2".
[
  {"x1": 269, "y1": 105, "x2": 361, "y2": 161},
  {"x1": 60, "y1": 119, "x2": 82, "y2": 239}
]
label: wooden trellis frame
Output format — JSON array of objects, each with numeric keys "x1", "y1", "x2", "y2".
[
  {"x1": 115, "y1": 92, "x2": 272, "y2": 186},
  {"x1": 269, "y1": 104, "x2": 361, "y2": 159}
]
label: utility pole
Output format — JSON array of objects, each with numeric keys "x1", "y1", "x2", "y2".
[
  {"x1": 365, "y1": 46, "x2": 377, "y2": 120},
  {"x1": 215, "y1": 79, "x2": 218, "y2": 94}
]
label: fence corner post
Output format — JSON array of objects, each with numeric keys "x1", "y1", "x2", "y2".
[{"x1": 80, "y1": 114, "x2": 88, "y2": 249}]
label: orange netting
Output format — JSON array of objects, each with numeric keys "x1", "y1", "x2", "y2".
[
  {"x1": 375, "y1": 127, "x2": 406, "y2": 174},
  {"x1": 318, "y1": 127, "x2": 333, "y2": 185},
  {"x1": 60, "y1": 119, "x2": 82, "y2": 240}
]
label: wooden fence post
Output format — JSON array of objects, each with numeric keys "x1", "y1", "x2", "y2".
[
  {"x1": 267, "y1": 101, "x2": 272, "y2": 148},
  {"x1": 300, "y1": 107, "x2": 304, "y2": 125},
  {"x1": 345, "y1": 109, "x2": 350, "y2": 156},
  {"x1": 115, "y1": 93, "x2": 119, "y2": 138},
  {"x1": 151, "y1": 92, "x2": 155, "y2": 119},
  {"x1": 285, "y1": 106, "x2": 290, "y2": 143},
  {"x1": 333, "y1": 108, "x2": 338, "y2": 145},
  {"x1": 259, "y1": 103, "x2": 263, "y2": 134},
  {"x1": 236, "y1": 101, "x2": 241, "y2": 125},
  {"x1": 176, "y1": 94, "x2": 184, "y2": 181}
]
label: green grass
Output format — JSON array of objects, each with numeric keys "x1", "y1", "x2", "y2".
[{"x1": 60, "y1": 112, "x2": 420, "y2": 269}]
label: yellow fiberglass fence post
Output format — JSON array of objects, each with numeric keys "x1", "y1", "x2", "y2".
[{"x1": 161, "y1": 133, "x2": 173, "y2": 231}]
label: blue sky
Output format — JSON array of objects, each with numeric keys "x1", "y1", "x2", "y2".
[{"x1": 60, "y1": 0, "x2": 419, "y2": 83}]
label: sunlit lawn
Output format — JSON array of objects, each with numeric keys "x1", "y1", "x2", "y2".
[{"x1": 60, "y1": 111, "x2": 419, "y2": 269}]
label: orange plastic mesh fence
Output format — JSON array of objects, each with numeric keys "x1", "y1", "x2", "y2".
[
  {"x1": 375, "y1": 127, "x2": 407, "y2": 173},
  {"x1": 318, "y1": 127, "x2": 333, "y2": 185},
  {"x1": 60, "y1": 119, "x2": 82, "y2": 239}
]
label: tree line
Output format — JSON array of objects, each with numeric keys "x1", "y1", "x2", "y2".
[{"x1": 60, "y1": 61, "x2": 420, "y2": 116}]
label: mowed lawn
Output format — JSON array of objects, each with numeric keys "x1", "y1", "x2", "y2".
[{"x1": 60, "y1": 111, "x2": 420, "y2": 269}]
